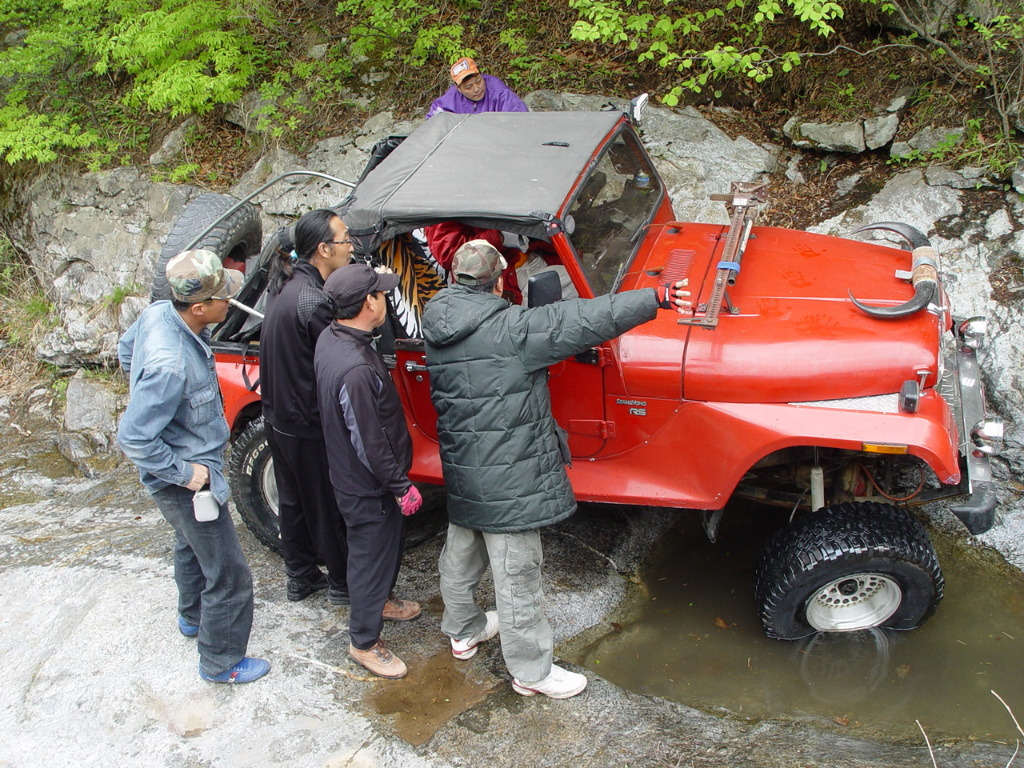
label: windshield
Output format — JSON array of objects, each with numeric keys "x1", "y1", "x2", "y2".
[{"x1": 565, "y1": 129, "x2": 661, "y2": 295}]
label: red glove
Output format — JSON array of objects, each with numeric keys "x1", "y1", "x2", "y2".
[
  {"x1": 656, "y1": 283, "x2": 674, "y2": 309},
  {"x1": 398, "y1": 486, "x2": 423, "y2": 516}
]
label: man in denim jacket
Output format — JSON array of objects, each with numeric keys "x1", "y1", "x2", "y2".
[{"x1": 118, "y1": 249, "x2": 268, "y2": 684}]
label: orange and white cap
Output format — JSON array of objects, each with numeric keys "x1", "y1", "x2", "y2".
[{"x1": 449, "y1": 57, "x2": 480, "y2": 84}]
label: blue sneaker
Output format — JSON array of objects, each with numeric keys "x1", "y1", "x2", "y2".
[
  {"x1": 177, "y1": 615, "x2": 199, "y2": 638},
  {"x1": 199, "y1": 657, "x2": 270, "y2": 684}
]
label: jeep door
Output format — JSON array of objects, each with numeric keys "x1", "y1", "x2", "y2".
[{"x1": 551, "y1": 126, "x2": 670, "y2": 460}]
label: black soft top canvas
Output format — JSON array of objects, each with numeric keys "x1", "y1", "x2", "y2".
[{"x1": 344, "y1": 110, "x2": 625, "y2": 248}]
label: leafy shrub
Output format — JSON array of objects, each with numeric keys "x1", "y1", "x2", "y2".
[
  {"x1": 0, "y1": 0, "x2": 255, "y2": 165},
  {"x1": 568, "y1": 0, "x2": 844, "y2": 105}
]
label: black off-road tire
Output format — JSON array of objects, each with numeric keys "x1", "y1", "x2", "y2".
[
  {"x1": 151, "y1": 193, "x2": 262, "y2": 302},
  {"x1": 227, "y1": 417, "x2": 281, "y2": 553},
  {"x1": 226, "y1": 414, "x2": 445, "y2": 554},
  {"x1": 754, "y1": 501, "x2": 943, "y2": 640},
  {"x1": 405, "y1": 484, "x2": 448, "y2": 547}
]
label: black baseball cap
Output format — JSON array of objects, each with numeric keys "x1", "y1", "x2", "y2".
[{"x1": 323, "y1": 263, "x2": 400, "y2": 309}]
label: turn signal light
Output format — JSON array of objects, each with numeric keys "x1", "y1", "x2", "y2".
[{"x1": 862, "y1": 443, "x2": 910, "y2": 455}]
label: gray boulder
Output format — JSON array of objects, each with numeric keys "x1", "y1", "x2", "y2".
[
  {"x1": 890, "y1": 125, "x2": 964, "y2": 159},
  {"x1": 63, "y1": 369, "x2": 119, "y2": 438},
  {"x1": 810, "y1": 169, "x2": 962, "y2": 240},
  {"x1": 863, "y1": 113, "x2": 900, "y2": 149},
  {"x1": 925, "y1": 165, "x2": 993, "y2": 189},
  {"x1": 640, "y1": 104, "x2": 779, "y2": 222},
  {"x1": 784, "y1": 117, "x2": 866, "y2": 153},
  {"x1": 14, "y1": 167, "x2": 192, "y2": 366},
  {"x1": 149, "y1": 118, "x2": 196, "y2": 166}
]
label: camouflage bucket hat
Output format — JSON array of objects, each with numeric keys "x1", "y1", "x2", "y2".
[
  {"x1": 452, "y1": 239, "x2": 507, "y2": 287},
  {"x1": 166, "y1": 249, "x2": 243, "y2": 303}
]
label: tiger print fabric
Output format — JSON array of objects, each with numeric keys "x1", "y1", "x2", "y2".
[{"x1": 377, "y1": 230, "x2": 449, "y2": 339}]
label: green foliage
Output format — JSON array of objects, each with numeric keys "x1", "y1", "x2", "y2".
[
  {"x1": 168, "y1": 162, "x2": 201, "y2": 183},
  {"x1": 569, "y1": 0, "x2": 844, "y2": 104},
  {"x1": 50, "y1": 374, "x2": 69, "y2": 401},
  {"x1": 254, "y1": 55, "x2": 356, "y2": 139},
  {"x1": 102, "y1": 283, "x2": 144, "y2": 314},
  {"x1": 568, "y1": 0, "x2": 1024, "y2": 155},
  {"x1": 85, "y1": 0, "x2": 255, "y2": 115},
  {"x1": 945, "y1": 6, "x2": 1024, "y2": 137},
  {"x1": 335, "y1": 0, "x2": 473, "y2": 66},
  {"x1": 889, "y1": 117, "x2": 1023, "y2": 178},
  {"x1": 0, "y1": 0, "x2": 1019, "y2": 175},
  {"x1": 0, "y1": 237, "x2": 56, "y2": 352},
  {"x1": 0, "y1": 0, "x2": 549, "y2": 164},
  {"x1": 0, "y1": 105, "x2": 100, "y2": 164},
  {"x1": 0, "y1": 0, "x2": 256, "y2": 165},
  {"x1": 332, "y1": 0, "x2": 535, "y2": 72}
]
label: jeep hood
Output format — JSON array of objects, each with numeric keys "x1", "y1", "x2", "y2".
[{"x1": 622, "y1": 223, "x2": 945, "y2": 404}]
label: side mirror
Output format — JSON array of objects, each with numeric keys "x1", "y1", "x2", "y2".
[
  {"x1": 528, "y1": 270, "x2": 563, "y2": 308},
  {"x1": 629, "y1": 93, "x2": 649, "y2": 124}
]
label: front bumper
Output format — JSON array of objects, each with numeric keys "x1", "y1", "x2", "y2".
[{"x1": 939, "y1": 321, "x2": 1003, "y2": 534}]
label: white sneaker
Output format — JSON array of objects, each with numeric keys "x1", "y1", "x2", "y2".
[
  {"x1": 512, "y1": 664, "x2": 588, "y2": 699},
  {"x1": 451, "y1": 611, "x2": 500, "y2": 660}
]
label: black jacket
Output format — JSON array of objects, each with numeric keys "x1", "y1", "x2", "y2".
[
  {"x1": 422, "y1": 285, "x2": 658, "y2": 533},
  {"x1": 260, "y1": 261, "x2": 332, "y2": 439},
  {"x1": 314, "y1": 322, "x2": 412, "y2": 498}
]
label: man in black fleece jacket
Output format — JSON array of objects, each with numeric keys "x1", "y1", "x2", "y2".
[
  {"x1": 260, "y1": 209, "x2": 351, "y2": 604},
  {"x1": 315, "y1": 263, "x2": 424, "y2": 679}
]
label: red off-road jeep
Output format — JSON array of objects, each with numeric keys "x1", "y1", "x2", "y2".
[{"x1": 155, "y1": 105, "x2": 1002, "y2": 640}]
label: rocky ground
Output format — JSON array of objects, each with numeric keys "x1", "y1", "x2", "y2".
[{"x1": 2, "y1": 392, "x2": 1023, "y2": 768}]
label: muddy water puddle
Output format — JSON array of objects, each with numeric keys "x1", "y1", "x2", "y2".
[
  {"x1": 364, "y1": 648, "x2": 498, "y2": 745},
  {"x1": 572, "y1": 508, "x2": 1024, "y2": 743}
]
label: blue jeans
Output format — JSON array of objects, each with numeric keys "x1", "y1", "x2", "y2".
[
  {"x1": 151, "y1": 485, "x2": 254, "y2": 676},
  {"x1": 439, "y1": 523, "x2": 553, "y2": 684}
]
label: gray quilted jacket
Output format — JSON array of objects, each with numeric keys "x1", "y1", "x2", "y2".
[{"x1": 422, "y1": 284, "x2": 658, "y2": 533}]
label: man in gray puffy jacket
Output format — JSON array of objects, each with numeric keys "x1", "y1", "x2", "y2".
[{"x1": 422, "y1": 240, "x2": 689, "y2": 698}]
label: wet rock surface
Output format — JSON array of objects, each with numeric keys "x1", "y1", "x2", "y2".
[{"x1": 2, "y1": 401, "x2": 1023, "y2": 767}]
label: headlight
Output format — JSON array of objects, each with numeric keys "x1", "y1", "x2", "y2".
[
  {"x1": 971, "y1": 417, "x2": 1004, "y2": 456},
  {"x1": 957, "y1": 316, "x2": 987, "y2": 351}
]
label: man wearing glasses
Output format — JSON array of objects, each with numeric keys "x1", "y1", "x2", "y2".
[{"x1": 261, "y1": 209, "x2": 353, "y2": 606}]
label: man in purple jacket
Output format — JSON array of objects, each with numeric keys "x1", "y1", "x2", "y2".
[{"x1": 425, "y1": 57, "x2": 528, "y2": 118}]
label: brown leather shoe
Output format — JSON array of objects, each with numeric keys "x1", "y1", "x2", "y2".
[
  {"x1": 382, "y1": 597, "x2": 422, "y2": 621},
  {"x1": 349, "y1": 641, "x2": 408, "y2": 679}
]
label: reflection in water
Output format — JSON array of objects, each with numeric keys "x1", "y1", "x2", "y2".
[
  {"x1": 572, "y1": 508, "x2": 1024, "y2": 742},
  {"x1": 794, "y1": 628, "x2": 890, "y2": 707}
]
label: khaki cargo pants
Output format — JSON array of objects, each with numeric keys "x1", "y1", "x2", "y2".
[{"x1": 439, "y1": 523, "x2": 553, "y2": 685}]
